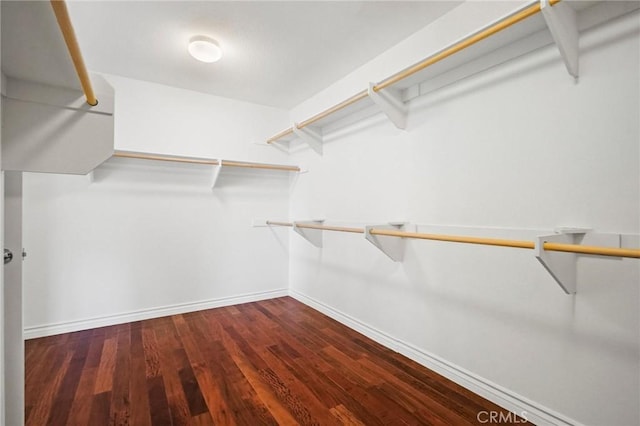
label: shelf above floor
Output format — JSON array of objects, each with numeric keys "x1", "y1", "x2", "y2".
[
  {"x1": 264, "y1": 1, "x2": 639, "y2": 155},
  {"x1": 112, "y1": 150, "x2": 302, "y2": 188}
]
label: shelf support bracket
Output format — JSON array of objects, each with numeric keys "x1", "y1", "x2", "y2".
[
  {"x1": 293, "y1": 220, "x2": 324, "y2": 248},
  {"x1": 541, "y1": 0, "x2": 579, "y2": 79},
  {"x1": 368, "y1": 83, "x2": 407, "y2": 130},
  {"x1": 267, "y1": 140, "x2": 292, "y2": 155},
  {"x1": 211, "y1": 160, "x2": 223, "y2": 188},
  {"x1": 535, "y1": 228, "x2": 589, "y2": 294},
  {"x1": 293, "y1": 124, "x2": 323, "y2": 155},
  {"x1": 365, "y1": 223, "x2": 408, "y2": 262}
]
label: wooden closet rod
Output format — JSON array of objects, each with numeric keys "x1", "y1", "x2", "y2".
[
  {"x1": 541, "y1": 242, "x2": 640, "y2": 258},
  {"x1": 369, "y1": 229, "x2": 534, "y2": 249},
  {"x1": 265, "y1": 221, "x2": 294, "y2": 227},
  {"x1": 374, "y1": 0, "x2": 561, "y2": 91},
  {"x1": 265, "y1": 221, "x2": 364, "y2": 233},
  {"x1": 297, "y1": 222, "x2": 365, "y2": 234},
  {"x1": 113, "y1": 151, "x2": 301, "y2": 172},
  {"x1": 267, "y1": 221, "x2": 640, "y2": 259},
  {"x1": 221, "y1": 160, "x2": 300, "y2": 172},
  {"x1": 114, "y1": 151, "x2": 219, "y2": 165},
  {"x1": 267, "y1": 0, "x2": 561, "y2": 144},
  {"x1": 50, "y1": 0, "x2": 98, "y2": 106},
  {"x1": 267, "y1": 128, "x2": 295, "y2": 144}
]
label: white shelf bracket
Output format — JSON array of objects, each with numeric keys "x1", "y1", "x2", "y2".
[
  {"x1": 541, "y1": 0, "x2": 579, "y2": 79},
  {"x1": 293, "y1": 220, "x2": 324, "y2": 248},
  {"x1": 292, "y1": 124, "x2": 323, "y2": 155},
  {"x1": 289, "y1": 167, "x2": 309, "y2": 192},
  {"x1": 368, "y1": 82, "x2": 408, "y2": 130},
  {"x1": 261, "y1": 140, "x2": 291, "y2": 154},
  {"x1": 535, "y1": 228, "x2": 589, "y2": 294},
  {"x1": 211, "y1": 160, "x2": 223, "y2": 188},
  {"x1": 365, "y1": 223, "x2": 408, "y2": 262}
]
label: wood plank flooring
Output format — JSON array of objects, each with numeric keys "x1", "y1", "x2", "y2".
[{"x1": 25, "y1": 297, "x2": 530, "y2": 425}]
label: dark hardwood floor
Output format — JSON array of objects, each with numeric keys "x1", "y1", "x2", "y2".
[{"x1": 25, "y1": 296, "x2": 529, "y2": 425}]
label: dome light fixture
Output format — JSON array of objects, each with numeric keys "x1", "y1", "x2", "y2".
[{"x1": 188, "y1": 35, "x2": 223, "y2": 63}]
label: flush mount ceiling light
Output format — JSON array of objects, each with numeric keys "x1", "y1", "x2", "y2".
[{"x1": 188, "y1": 35, "x2": 223, "y2": 63}]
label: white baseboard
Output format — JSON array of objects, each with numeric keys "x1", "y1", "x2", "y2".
[
  {"x1": 289, "y1": 289, "x2": 582, "y2": 426},
  {"x1": 24, "y1": 288, "x2": 288, "y2": 339}
]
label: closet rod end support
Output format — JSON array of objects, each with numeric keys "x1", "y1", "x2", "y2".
[{"x1": 535, "y1": 231, "x2": 578, "y2": 294}]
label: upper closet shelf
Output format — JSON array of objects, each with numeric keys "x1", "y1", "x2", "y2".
[
  {"x1": 265, "y1": 0, "x2": 639, "y2": 154},
  {"x1": 1, "y1": 0, "x2": 114, "y2": 175},
  {"x1": 113, "y1": 151, "x2": 302, "y2": 188}
]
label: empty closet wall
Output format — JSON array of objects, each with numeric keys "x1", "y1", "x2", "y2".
[
  {"x1": 23, "y1": 75, "x2": 292, "y2": 337},
  {"x1": 288, "y1": 3, "x2": 639, "y2": 426}
]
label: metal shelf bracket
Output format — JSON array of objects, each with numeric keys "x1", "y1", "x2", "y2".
[
  {"x1": 294, "y1": 220, "x2": 325, "y2": 248},
  {"x1": 541, "y1": 0, "x2": 579, "y2": 79},
  {"x1": 368, "y1": 83, "x2": 407, "y2": 130}
]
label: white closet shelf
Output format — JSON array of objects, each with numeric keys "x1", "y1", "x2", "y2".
[
  {"x1": 113, "y1": 151, "x2": 300, "y2": 172},
  {"x1": 265, "y1": 0, "x2": 639, "y2": 153},
  {"x1": 113, "y1": 151, "x2": 301, "y2": 188},
  {"x1": 263, "y1": 220, "x2": 640, "y2": 294}
]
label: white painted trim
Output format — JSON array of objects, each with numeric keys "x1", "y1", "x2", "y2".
[
  {"x1": 289, "y1": 289, "x2": 583, "y2": 426},
  {"x1": 24, "y1": 288, "x2": 288, "y2": 339}
]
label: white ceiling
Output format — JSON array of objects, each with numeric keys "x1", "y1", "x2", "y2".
[{"x1": 2, "y1": 1, "x2": 462, "y2": 109}]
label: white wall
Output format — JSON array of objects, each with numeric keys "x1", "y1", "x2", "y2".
[
  {"x1": 289, "y1": 4, "x2": 639, "y2": 426},
  {"x1": 22, "y1": 76, "x2": 293, "y2": 335},
  {"x1": 17, "y1": 3, "x2": 639, "y2": 425}
]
